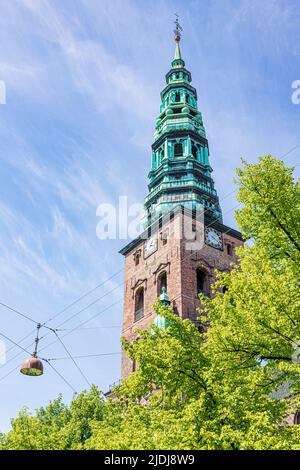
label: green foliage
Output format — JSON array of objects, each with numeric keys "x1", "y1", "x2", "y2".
[
  {"x1": 118, "y1": 302, "x2": 209, "y2": 404},
  {"x1": 201, "y1": 156, "x2": 300, "y2": 386},
  {"x1": 235, "y1": 155, "x2": 300, "y2": 264},
  {"x1": 0, "y1": 386, "x2": 105, "y2": 450},
  {"x1": 1, "y1": 155, "x2": 299, "y2": 450}
]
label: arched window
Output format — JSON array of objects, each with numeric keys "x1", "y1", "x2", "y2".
[
  {"x1": 175, "y1": 91, "x2": 180, "y2": 102},
  {"x1": 174, "y1": 143, "x2": 183, "y2": 158},
  {"x1": 158, "y1": 148, "x2": 164, "y2": 165},
  {"x1": 186, "y1": 94, "x2": 190, "y2": 104},
  {"x1": 157, "y1": 271, "x2": 167, "y2": 296},
  {"x1": 294, "y1": 412, "x2": 300, "y2": 424},
  {"x1": 192, "y1": 144, "x2": 197, "y2": 159},
  {"x1": 135, "y1": 253, "x2": 140, "y2": 266},
  {"x1": 134, "y1": 287, "x2": 144, "y2": 321},
  {"x1": 196, "y1": 268, "x2": 206, "y2": 295},
  {"x1": 226, "y1": 243, "x2": 233, "y2": 256}
]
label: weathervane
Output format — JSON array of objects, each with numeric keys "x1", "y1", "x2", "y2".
[{"x1": 174, "y1": 13, "x2": 183, "y2": 43}]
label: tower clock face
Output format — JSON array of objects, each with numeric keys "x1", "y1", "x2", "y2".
[
  {"x1": 144, "y1": 236, "x2": 158, "y2": 259},
  {"x1": 205, "y1": 228, "x2": 223, "y2": 249}
]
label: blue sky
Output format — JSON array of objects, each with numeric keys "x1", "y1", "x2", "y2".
[{"x1": 0, "y1": 0, "x2": 299, "y2": 431}]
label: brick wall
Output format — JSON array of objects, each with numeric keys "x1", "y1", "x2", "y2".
[{"x1": 121, "y1": 211, "x2": 243, "y2": 379}]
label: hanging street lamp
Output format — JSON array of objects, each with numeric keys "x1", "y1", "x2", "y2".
[{"x1": 20, "y1": 323, "x2": 44, "y2": 376}]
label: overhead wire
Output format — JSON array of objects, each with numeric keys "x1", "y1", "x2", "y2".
[
  {"x1": 0, "y1": 196, "x2": 281, "y2": 382},
  {"x1": 0, "y1": 185, "x2": 290, "y2": 383},
  {"x1": 56, "y1": 325, "x2": 121, "y2": 331},
  {"x1": 0, "y1": 331, "x2": 33, "y2": 357},
  {"x1": 52, "y1": 330, "x2": 91, "y2": 388},
  {"x1": 0, "y1": 329, "x2": 36, "y2": 361},
  {"x1": 0, "y1": 144, "x2": 299, "y2": 388},
  {"x1": 1, "y1": 145, "x2": 299, "y2": 351},
  {"x1": 0, "y1": 270, "x2": 123, "y2": 361},
  {"x1": 0, "y1": 298, "x2": 122, "y2": 383},
  {"x1": 49, "y1": 282, "x2": 123, "y2": 330},
  {"x1": 37, "y1": 298, "x2": 122, "y2": 356},
  {"x1": 0, "y1": 299, "x2": 122, "y2": 387},
  {"x1": 0, "y1": 200, "x2": 241, "y2": 381},
  {"x1": 43, "y1": 352, "x2": 121, "y2": 361},
  {"x1": 41, "y1": 268, "x2": 123, "y2": 327},
  {"x1": 44, "y1": 359, "x2": 77, "y2": 394},
  {"x1": 0, "y1": 301, "x2": 39, "y2": 325}
]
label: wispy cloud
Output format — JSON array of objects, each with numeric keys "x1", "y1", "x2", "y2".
[{"x1": 0, "y1": 0, "x2": 298, "y2": 430}]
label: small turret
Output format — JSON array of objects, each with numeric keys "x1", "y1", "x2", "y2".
[
  {"x1": 151, "y1": 288, "x2": 171, "y2": 332},
  {"x1": 159, "y1": 286, "x2": 171, "y2": 306}
]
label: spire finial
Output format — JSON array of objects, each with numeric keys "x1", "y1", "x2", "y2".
[
  {"x1": 172, "y1": 14, "x2": 184, "y2": 66},
  {"x1": 174, "y1": 13, "x2": 183, "y2": 43}
]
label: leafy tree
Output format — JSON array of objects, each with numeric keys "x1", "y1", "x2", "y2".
[
  {"x1": 200, "y1": 156, "x2": 300, "y2": 388},
  {"x1": 1, "y1": 155, "x2": 299, "y2": 450},
  {"x1": 235, "y1": 155, "x2": 300, "y2": 265},
  {"x1": 87, "y1": 156, "x2": 300, "y2": 450},
  {"x1": 86, "y1": 304, "x2": 300, "y2": 450},
  {"x1": 0, "y1": 386, "x2": 105, "y2": 450}
]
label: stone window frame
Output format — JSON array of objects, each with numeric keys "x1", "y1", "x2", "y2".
[
  {"x1": 133, "y1": 248, "x2": 142, "y2": 266},
  {"x1": 169, "y1": 138, "x2": 186, "y2": 159},
  {"x1": 192, "y1": 261, "x2": 212, "y2": 298},
  {"x1": 131, "y1": 278, "x2": 147, "y2": 299},
  {"x1": 153, "y1": 261, "x2": 171, "y2": 285},
  {"x1": 160, "y1": 227, "x2": 169, "y2": 245},
  {"x1": 226, "y1": 242, "x2": 234, "y2": 256},
  {"x1": 174, "y1": 91, "x2": 181, "y2": 102},
  {"x1": 174, "y1": 142, "x2": 183, "y2": 158},
  {"x1": 196, "y1": 267, "x2": 208, "y2": 296},
  {"x1": 134, "y1": 286, "x2": 145, "y2": 322},
  {"x1": 294, "y1": 411, "x2": 300, "y2": 425},
  {"x1": 157, "y1": 270, "x2": 168, "y2": 296}
]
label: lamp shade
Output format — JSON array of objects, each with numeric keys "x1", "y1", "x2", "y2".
[{"x1": 20, "y1": 356, "x2": 43, "y2": 376}]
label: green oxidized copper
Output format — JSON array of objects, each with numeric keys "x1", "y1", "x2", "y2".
[
  {"x1": 159, "y1": 286, "x2": 171, "y2": 305},
  {"x1": 151, "y1": 288, "x2": 171, "y2": 332},
  {"x1": 153, "y1": 288, "x2": 171, "y2": 330},
  {"x1": 143, "y1": 18, "x2": 223, "y2": 228},
  {"x1": 153, "y1": 314, "x2": 169, "y2": 330}
]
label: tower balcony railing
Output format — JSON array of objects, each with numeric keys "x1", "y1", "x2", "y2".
[
  {"x1": 145, "y1": 180, "x2": 217, "y2": 204},
  {"x1": 154, "y1": 121, "x2": 206, "y2": 139}
]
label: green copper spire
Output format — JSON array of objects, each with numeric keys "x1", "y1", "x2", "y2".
[
  {"x1": 143, "y1": 18, "x2": 223, "y2": 228},
  {"x1": 174, "y1": 41, "x2": 182, "y2": 60},
  {"x1": 172, "y1": 15, "x2": 185, "y2": 68}
]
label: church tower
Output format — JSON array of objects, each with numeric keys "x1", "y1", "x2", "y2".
[
  {"x1": 120, "y1": 19, "x2": 243, "y2": 379},
  {"x1": 144, "y1": 17, "x2": 222, "y2": 229}
]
